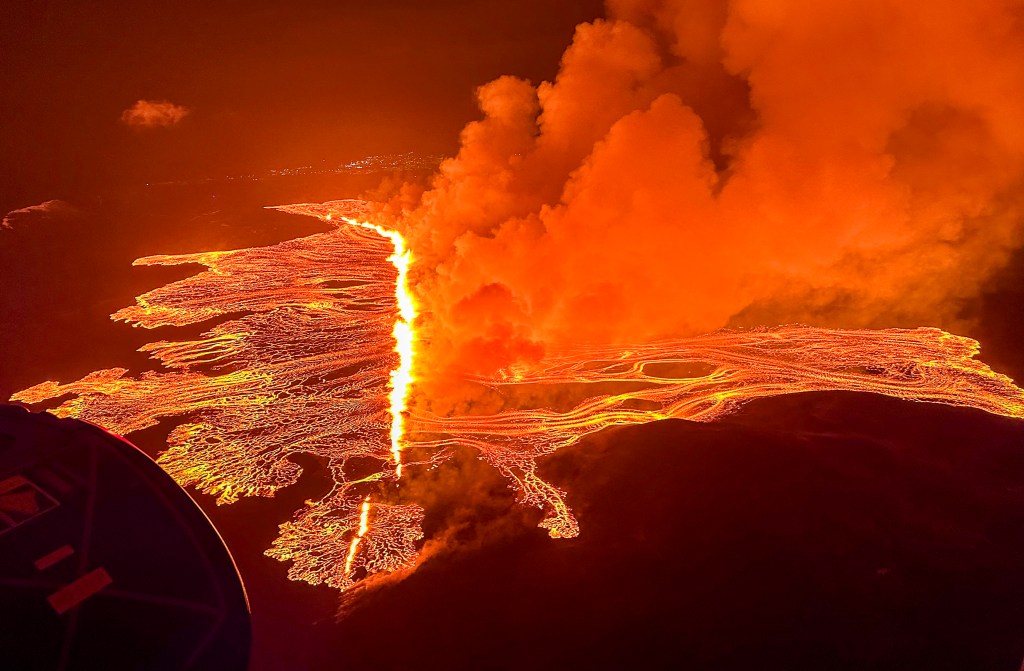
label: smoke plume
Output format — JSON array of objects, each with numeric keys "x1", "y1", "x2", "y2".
[
  {"x1": 379, "y1": 0, "x2": 1024, "y2": 385},
  {"x1": 120, "y1": 99, "x2": 190, "y2": 128}
]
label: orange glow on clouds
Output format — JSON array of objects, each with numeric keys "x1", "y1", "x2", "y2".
[{"x1": 121, "y1": 99, "x2": 190, "y2": 128}]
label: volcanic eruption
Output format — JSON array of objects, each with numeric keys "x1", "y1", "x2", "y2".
[{"x1": 11, "y1": 0, "x2": 1024, "y2": 595}]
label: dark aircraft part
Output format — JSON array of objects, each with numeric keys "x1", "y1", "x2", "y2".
[{"x1": 0, "y1": 405, "x2": 251, "y2": 671}]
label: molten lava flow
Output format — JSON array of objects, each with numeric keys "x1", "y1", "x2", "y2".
[
  {"x1": 409, "y1": 326, "x2": 1024, "y2": 538},
  {"x1": 12, "y1": 199, "x2": 1024, "y2": 592},
  {"x1": 13, "y1": 200, "x2": 425, "y2": 590}
]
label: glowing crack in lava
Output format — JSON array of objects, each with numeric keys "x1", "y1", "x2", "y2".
[
  {"x1": 329, "y1": 212, "x2": 417, "y2": 478},
  {"x1": 12, "y1": 199, "x2": 1024, "y2": 591}
]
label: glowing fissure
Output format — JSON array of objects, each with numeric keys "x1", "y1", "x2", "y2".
[
  {"x1": 12, "y1": 200, "x2": 1024, "y2": 592},
  {"x1": 328, "y1": 213, "x2": 416, "y2": 577},
  {"x1": 344, "y1": 496, "x2": 372, "y2": 578},
  {"x1": 336, "y1": 214, "x2": 416, "y2": 479}
]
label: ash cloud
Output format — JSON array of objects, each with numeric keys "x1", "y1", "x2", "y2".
[
  {"x1": 381, "y1": 0, "x2": 1024, "y2": 386},
  {"x1": 120, "y1": 99, "x2": 190, "y2": 128}
]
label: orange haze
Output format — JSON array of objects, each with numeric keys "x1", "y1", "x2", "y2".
[{"x1": 378, "y1": 0, "x2": 1024, "y2": 384}]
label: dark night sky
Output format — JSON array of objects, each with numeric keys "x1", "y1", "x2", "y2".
[{"x1": 0, "y1": 0, "x2": 604, "y2": 212}]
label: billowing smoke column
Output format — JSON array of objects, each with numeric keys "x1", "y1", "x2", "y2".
[{"x1": 383, "y1": 0, "x2": 1024, "y2": 384}]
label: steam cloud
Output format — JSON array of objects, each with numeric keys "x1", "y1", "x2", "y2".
[
  {"x1": 120, "y1": 99, "x2": 190, "y2": 128},
  {"x1": 381, "y1": 0, "x2": 1024, "y2": 385}
]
